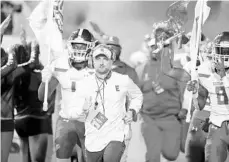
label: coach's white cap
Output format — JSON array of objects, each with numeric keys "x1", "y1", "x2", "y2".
[{"x1": 92, "y1": 44, "x2": 113, "y2": 59}]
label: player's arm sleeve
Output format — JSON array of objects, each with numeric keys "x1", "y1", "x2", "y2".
[
  {"x1": 126, "y1": 76, "x2": 143, "y2": 115},
  {"x1": 1, "y1": 49, "x2": 17, "y2": 78}
]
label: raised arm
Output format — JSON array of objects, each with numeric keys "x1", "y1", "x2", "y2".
[
  {"x1": 1, "y1": 47, "x2": 17, "y2": 78},
  {"x1": 11, "y1": 41, "x2": 40, "y2": 80}
]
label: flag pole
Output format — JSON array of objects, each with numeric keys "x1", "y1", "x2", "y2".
[
  {"x1": 186, "y1": 0, "x2": 204, "y2": 122},
  {"x1": 43, "y1": 44, "x2": 51, "y2": 111},
  {"x1": 43, "y1": 0, "x2": 53, "y2": 111}
]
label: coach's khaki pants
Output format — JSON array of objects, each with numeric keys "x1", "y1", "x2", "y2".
[{"x1": 141, "y1": 114, "x2": 181, "y2": 162}]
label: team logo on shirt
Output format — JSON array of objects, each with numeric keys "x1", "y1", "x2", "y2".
[{"x1": 115, "y1": 85, "x2": 120, "y2": 91}]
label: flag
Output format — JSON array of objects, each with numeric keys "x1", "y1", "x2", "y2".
[
  {"x1": 28, "y1": 0, "x2": 64, "y2": 111},
  {"x1": 189, "y1": 0, "x2": 210, "y2": 65},
  {"x1": 202, "y1": 1, "x2": 227, "y2": 40},
  {"x1": 28, "y1": 0, "x2": 64, "y2": 62},
  {"x1": 185, "y1": 0, "x2": 210, "y2": 122},
  {"x1": 195, "y1": 0, "x2": 211, "y2": 25}
]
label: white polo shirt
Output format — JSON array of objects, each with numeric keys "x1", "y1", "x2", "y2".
[{"x1": 69, "y1": 71, "x2": 143, "y2": 152}]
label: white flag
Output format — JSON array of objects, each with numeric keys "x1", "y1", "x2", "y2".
[
  {"x1": 185, "y1": 0, "x2": 210, "y2": 122},
  {"x1": 195, "y1": 0, "x2": 211, "y2": 25},
  {"x1": 28, "y1": 0, "x2": 64, "y2": 62}
]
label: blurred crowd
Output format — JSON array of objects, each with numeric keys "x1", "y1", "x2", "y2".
[{"x1": 1, "y1": 1, "x2": 229, "y2": 162}]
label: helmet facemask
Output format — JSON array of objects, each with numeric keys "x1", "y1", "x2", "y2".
[
  {"x1": 67, "y1": 38, "x2": 93, "y2": 63},
  {"x1": 213, "y1": 41, "x2": 229, "y2": 68},
  {"x1": 67, "y1": 29, "x2": 95, "y2": 65}
]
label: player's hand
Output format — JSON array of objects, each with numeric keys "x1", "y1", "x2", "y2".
[
  {"x1": 177, "y1": 108, "x2": 188, "y2": 120},
  {"x1": 41, "y1": 65, "x2": 53, "y2": 82},
  {"x1": 187, "y1": 80, "x2": 198, "y2": 94}
]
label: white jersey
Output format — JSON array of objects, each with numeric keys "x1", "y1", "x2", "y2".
[
  {"x1": 69, "y1": 72, "x2": 143, "y2": 152},
  {"x1": 51, "y1": 56, "x2": 95, "y2": 119},
  {"x1": 200, "y1": 71, "x2": 229, "y2": 127}
]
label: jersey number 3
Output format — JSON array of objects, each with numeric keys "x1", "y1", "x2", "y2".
[{"x1": 216, "y1": 86, "x2": 229, "y2": 105}]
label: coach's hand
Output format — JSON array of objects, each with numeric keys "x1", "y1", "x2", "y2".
[{"x1": 123, "y1": 109, "x2": 136, "y2": 124}]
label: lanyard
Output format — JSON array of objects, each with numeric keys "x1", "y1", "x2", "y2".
[{"x1": 95, "y1": 76, "x2": 106, "y2": 114}]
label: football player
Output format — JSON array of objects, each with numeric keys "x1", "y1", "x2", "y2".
[
  {"x1": 38, "y1": 28, "x2": 96, "y2": 162},
  {"x1": 186, "y1": 31, "x2": 229, "y2": 162},
  {"x1": 202, "y1": 31, "x2": 229, "y2": 162},
  {"x1": 184, "y1": 42, "x2": 213, "y2": 162}
]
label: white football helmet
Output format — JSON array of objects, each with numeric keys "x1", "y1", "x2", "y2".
[
  {"x1": 212, "y1": 31, "x2": 229, "y2": 68},
  {"x1": 67, "y1": 28, "x2": 95, "y2": 63}
]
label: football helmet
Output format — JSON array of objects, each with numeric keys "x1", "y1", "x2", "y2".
[
  {"x1": 212, "y1": 31, "x2": 229, "y2": 68},
  {"x1": 67, "y1": 28, "x2": 95, "y2": 63},
  {"x1": 105, "y1": 36, "x2": 122, "y2": 60}
]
